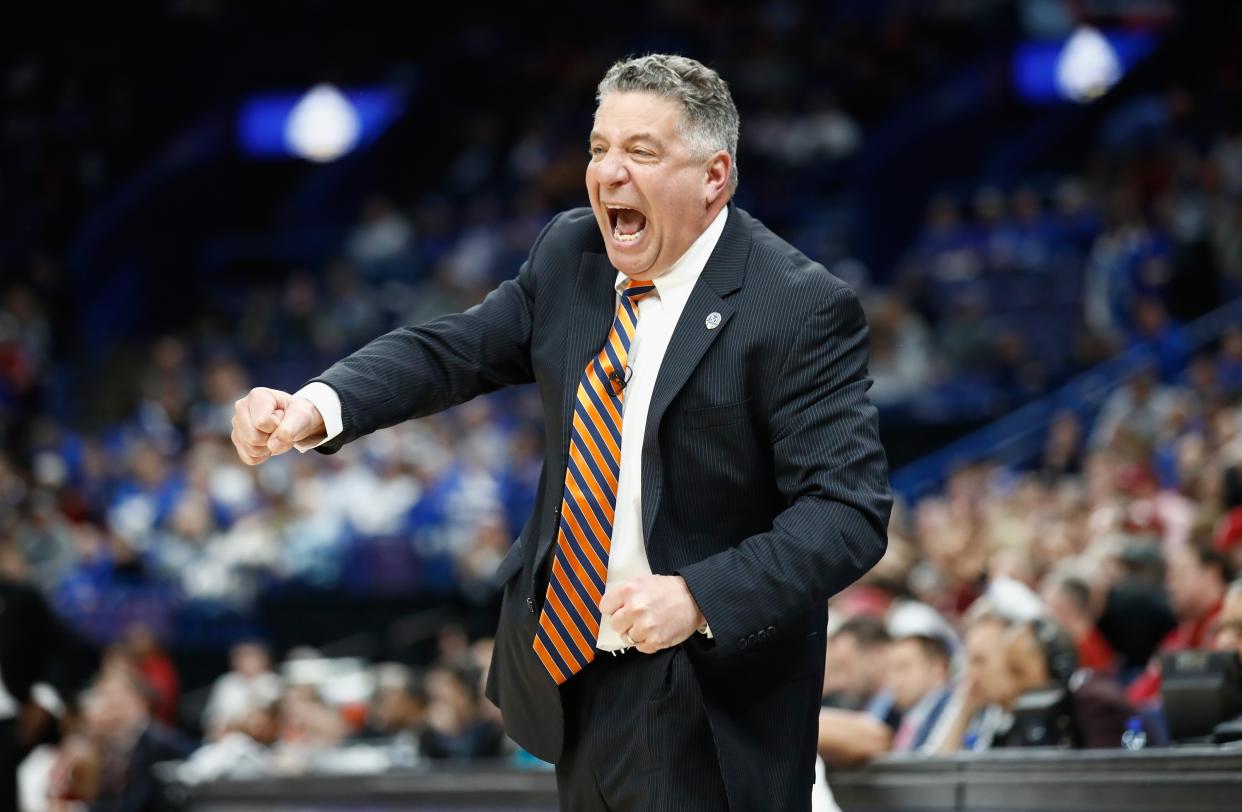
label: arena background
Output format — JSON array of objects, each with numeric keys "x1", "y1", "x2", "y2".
[{"x1": 2, "y1": 1, "x2": 1242, "y2": 810}]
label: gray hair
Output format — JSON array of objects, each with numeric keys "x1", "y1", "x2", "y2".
[{"x1": 596, "y1": 53, "x2": 740, "y2": 194}]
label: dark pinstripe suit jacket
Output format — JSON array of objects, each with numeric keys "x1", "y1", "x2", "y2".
[{"x1": 304, "y1": 200, "x2": 892, "y2": 810}]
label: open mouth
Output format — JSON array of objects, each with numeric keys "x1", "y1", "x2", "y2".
[{"x1": 605, "y1": 204, "x2": 648, "y2": 245}]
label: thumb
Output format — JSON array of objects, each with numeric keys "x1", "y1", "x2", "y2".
[
  {"x1": 266, "y1": 405, "x2": 313, "y2": 455},
  {"x1": 599, "y1": 588, "x2": 623, "y2": 616},
  {"x1": 251, "y1": 388, "x2": 293, "y2": 434}
]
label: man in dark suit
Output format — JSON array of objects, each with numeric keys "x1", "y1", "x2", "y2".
[
  {"x1": 0, "y1": 573, "x2": 96, "y2": 812},
  {"x1": 232, "y1": 54, "x2": 891, "y2": 811}
]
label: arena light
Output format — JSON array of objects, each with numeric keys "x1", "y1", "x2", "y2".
[
  {"x1": 1056, "y1": 26, "x2": 1122, "y2": 102},
  {"x1": 285, "y1": 83, "x2": 360, "y2": 162},
  {"x1": 237, "y1": 84, "x2": 403, "y2": 161},
  {"x1": 1013, "y1": 27, "x2": 1158, "y2": 105}
]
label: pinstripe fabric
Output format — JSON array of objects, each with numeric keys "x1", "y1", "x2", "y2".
[
  {"x1": 533, "y1": 280, "x2": 655, "y2": 684},
  {"x1": 557, "y1": 645, "x2": 728, "y2": 812},
  {"x1": 302, "y1": 202, "x2": 894, "y2": 811}
]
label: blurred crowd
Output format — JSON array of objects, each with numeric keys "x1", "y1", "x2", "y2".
[
  {"x1": 17, "y1": 623, "x2": 510, "y2": 811},
  {"x1": 817, "y1": 350, "x2": 1242, "y2": 764},
  {"x1": 3, "y1": 1, "x2": 1242, "y2": 809}
]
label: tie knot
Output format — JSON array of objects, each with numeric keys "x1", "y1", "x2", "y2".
[{"x1": 623, "y1": 281, "x2": 656, "y2": 301}]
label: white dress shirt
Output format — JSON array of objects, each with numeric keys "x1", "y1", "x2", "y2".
[{"x1": 293, "y1": 206, "x2": 730, "y2": 653}]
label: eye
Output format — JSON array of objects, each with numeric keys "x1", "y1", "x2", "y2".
[
  {"x1": 632, "y1": 148, "x2": 654, "y2": 158},
  {"x1": 589, "y1": 145, "x2": 606, "y2": 157}
]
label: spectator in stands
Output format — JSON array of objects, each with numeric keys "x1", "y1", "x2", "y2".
[
  {"x1": 1214, "y1": 463, "x2": 1242, "y2": 573},
  {"x1": 201, "y1": 642, "x2": 282, "y2": 742},
  {"x1": 817, "y1": 617, "x2": 893, "y2": 766},
  {"x1": 1217, "y1": 325, "x2": 1242, "y2": 396},
  {"x1": 83, "y1": 665, "x2": 194, "y2": 812},
  {"x1": 884, "y1": 628, "x2": 954, "y2": 753},
  {"x1": 418, "y1": 662, "x2": 503, "y2": 761},
  {"x1": 864, "y1": 294, "x2": 933, "y2": 406},
  {"x1": 1128, "y1": 540, "x2": 1231, "y2": 705},
  {"x1": 1091, "y1": 367, "x2": 1177, "y2": 451},
  {"x1": 931, "y1": 611, "x2": 1022, "y2": 752},
  {"x1": 121, "y1": 626, "x2": 179, "y2": 728},
  {"x1": 1096, "y1": 542, "x2": 1177, "y2": 677},
  {"x1": 1039, "y1": 411, "x2": 1086, "y2": 481},
  {"x1": 1212, "y1": 577, "x2": 1242, "y2": 660},
  {"x1": 277, "y1": 683, "x2": 346, "y2": 749},
  {"x1": 1162, "y1": 541, "x2": 1230, "y2": 651},
  {"x1": 1003, "y1": 619, "x2": 1130, "y2": 748},
  {"x1": 821, "y1": 616, "x2": 898, "y2": 726},
  {"x1": 1127, "y1": 297, "x2": 1190, "y2": 383},
  {"x1": 1041, "y1": 574, "x2": 1116, "y2": 674},
  {"x1": 359, "y1": 663, "x2": 427, "y2": 741}
]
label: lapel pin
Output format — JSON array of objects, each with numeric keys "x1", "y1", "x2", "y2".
[{"x1": 705, "y1": 312, "x2": 722, "y2": 330}]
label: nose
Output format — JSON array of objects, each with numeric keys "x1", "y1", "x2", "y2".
[{"x1": 597, "y1": 149, "x2": 629, "y2": 188}]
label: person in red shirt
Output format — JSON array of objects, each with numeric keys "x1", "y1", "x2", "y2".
[
  {"x1": 1212, "y1": 578, "x2": 1242, "y2": 660},
  {"x1": 122, "y1": 624, "x2": 180, "y2": 727},
  {"x1": 1042, "y1": 574, "x2": 1116, "y2": 674},
  {"x1": 1127, "y1": 541, "x2": 1230, "y2": 705}
]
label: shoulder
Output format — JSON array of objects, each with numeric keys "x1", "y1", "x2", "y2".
[
  {"x1": 735, "y1": 206, "x2": 861, "y2": 316},
  {"x1": 534, "y1": 206, "x2": 604, "y2": 255}
]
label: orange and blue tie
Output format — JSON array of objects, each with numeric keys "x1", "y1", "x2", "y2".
[{"x1": 533, "y1": 278, "x2": 656, "y2": 684}]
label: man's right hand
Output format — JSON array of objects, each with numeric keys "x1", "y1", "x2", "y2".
[{"x1": 231, "y1": 387, "x2": 326, "y2": 465}]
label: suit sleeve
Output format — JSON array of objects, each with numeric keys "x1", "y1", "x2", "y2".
[
  {"x1": 674, "y1": 284, "x2": 892, "y2": 657},
  {"x1": 302, "y1": 213, "x2": 562, "y2": 454}
]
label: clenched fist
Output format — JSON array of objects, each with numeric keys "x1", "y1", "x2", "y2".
[
  {"x1": 231, "y1": 387, "x2": 326, "y2": 465},
  {"x1": 599, "y1": 574, "x2": 706, "y2": 654}
]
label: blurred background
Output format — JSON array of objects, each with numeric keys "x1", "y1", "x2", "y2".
[{"x1": 3, "y1": 1, "x2": 1242, "y2": 810}]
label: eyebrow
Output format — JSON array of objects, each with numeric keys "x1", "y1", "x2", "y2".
[{"x1": 588, "y1": 131, "x2": 665, "y2": 149}]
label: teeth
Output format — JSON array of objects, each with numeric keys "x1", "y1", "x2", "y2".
[{"x1": 613, "y1": 223, "x2": 645, "y2": 242}]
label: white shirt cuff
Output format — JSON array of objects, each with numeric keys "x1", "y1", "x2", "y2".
[{"x1": 291, "y1": 381, "x2": 343, "y2": 452}]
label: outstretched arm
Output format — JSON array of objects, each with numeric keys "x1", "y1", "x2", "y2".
[{"x1": 241, "y1": 212, "x2": 563, "y2": 461}]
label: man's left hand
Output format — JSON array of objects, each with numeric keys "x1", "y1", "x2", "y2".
[{"x1": 600, "y1": 574, "x2": 705, "y2": 654}]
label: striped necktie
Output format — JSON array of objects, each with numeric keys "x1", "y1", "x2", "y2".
[{"x1": 533, "y1": 278, "x2": 656, "y2": 684}]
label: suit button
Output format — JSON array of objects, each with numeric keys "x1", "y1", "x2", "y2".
[
  {"x1": 768, "y1": 625, "x2": 776, "y2": 634},
  {"x1": 757, "y1": 629, "x2": 767, "y2": 641},
  {"x1": 737, "y1": 637, "x2": 748, "y2": 650},
  {"x1": 526, "y1": 597, "x2": 535, "y2": 613},
  {"x1": 747, "y1": 633, "x2": 757, "y2": 645}
]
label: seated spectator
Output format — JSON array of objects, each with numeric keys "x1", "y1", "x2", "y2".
[
  {"x1": 1096, "y1": 543, "x2": 1177, "y2": 677},
  {"x1": 1001, "y1": 618, "x2": 1130, "y2": 748},
  {"x1": 419, "y1": 662, "x2": 503, "y2": 761},
  {"x1": 83, "y1": 665, "x2": 194, "y2": 812},
  {"x1": 121, "y1": 625, "x2": 179, "y2": 728},
  {"x1": 1128, "y1": 540, "x2": 1231, "y2": 705},
  {"x1": 1090, "y1": 368, "x2": 1177, "y2": 451},
  {"x1": 1041, "y1": 573, "x2": 1116, "y2": 674},
  {"x1": 1211, "y1": 577, "x2": 1242, "y2": 660},
  {"x1": 817, "y1": 615, "x2": 894, "y2": 766},
  {"x1": 359, "y1": 663, "x2": 427, "y2": 741},
  {"x1": 929, "y1": 611, "x2": 1022, "y2": 752},
  {"x1": 277, "y1": 683, "x2": 346, "y2": 749},
  {"x1": 820, "y1": 616, "x2": 898, "y2": 727},
  {"x1": 201, "y1": 642, "x2": 283, "y2": 742},
  {"x1": 884, "y1": 608, "x2": 956, "y2": 753}
]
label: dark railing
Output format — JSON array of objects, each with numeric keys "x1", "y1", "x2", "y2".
[{"x1": 167, "y1": 747, "x2": 1242, "y2": 812}]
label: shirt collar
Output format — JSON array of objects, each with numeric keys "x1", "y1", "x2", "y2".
[{"x1": 614, "y1": 205, "x2": 729, "y2": 299}]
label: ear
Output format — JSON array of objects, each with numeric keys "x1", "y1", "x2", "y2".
[{"x1": 704, "y1": 149, "x2": 732, "y2": 206}]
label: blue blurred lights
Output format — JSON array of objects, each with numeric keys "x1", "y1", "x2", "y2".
[
  {"x1": 1014, "y1": 26, "x2": 1159, "y2": 105},
  {"x1": 238, "y1": 83, "x2": 403, "y2": 161}
]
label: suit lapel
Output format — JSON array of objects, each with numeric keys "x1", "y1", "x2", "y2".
[{"x1": 640, "y1": 203, "x2": 750, "y2": 544}]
